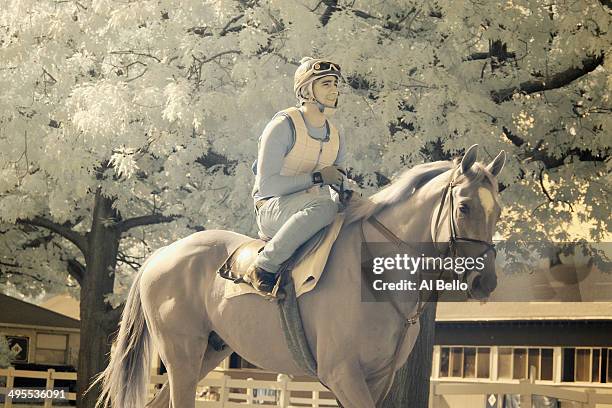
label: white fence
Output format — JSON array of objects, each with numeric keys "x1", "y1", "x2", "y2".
[
  {"x1": 431, "y1": 379, "x2": 612, "y2": 408},
  {"x1": 0, "y1": 368, "x2": 338, "y2": 407},
  {"x1": 0, "y1": 367, "x2": 76, "y2": 407}
]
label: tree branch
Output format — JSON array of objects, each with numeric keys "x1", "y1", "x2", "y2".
[
  {"x1": 464, "y1": 51, "x2": 516, "y2": 61},
  {"x1": 17, "y1": 216, "x2": 88, "y2": 255},
  {"x1": 0, "y1": 267, "x2": 77, "y2": 288},
  {"x1": 66, "y1": 258, "x2": 85, "y2": 286},
  {"x1": 502, "y1": 127, "x2": 608, "y2": 169},
  {"x1": 109, "y1": 50, "x2": 161, "y2": 63},
  {"x1": 195, "y1": 50, "x2": 242, "y2": 65},
  {"x1": 116, "y1": 214, "x2": 177, "y2": 233},
  {"x1": 220, "y1": 13, "x2": 245, "y2": 36},
  {"x1": 116, "y1": 251, "x2": 143, "y2": 272},
  {"x1": 501, "y1": 126, "x2": 525, "y2": 147},
  {"x1": 491, "y1": 54, "x2": 605, "y2": 103},
  {"x1": 532, "y1": 168, "x2": 574, "y2": 214},
  {"x1": 0, "y1": 260, "x2": 28, "y2": 269},
  {"x1": 320, "y1": 0, "x2": 339, "y2": 26}
]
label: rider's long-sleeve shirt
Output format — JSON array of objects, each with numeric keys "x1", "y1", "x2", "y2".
[{"x1": 252, "y1": 110, "x2": 346, "y2": 202}]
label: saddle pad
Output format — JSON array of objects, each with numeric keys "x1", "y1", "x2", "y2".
[{"x1": 224, "y1": 213, "x2": 344, "y2": 299}]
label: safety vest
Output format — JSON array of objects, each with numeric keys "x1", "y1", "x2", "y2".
[{"x1": 277, "y1": 107, "x2": 340, "y2": 176}]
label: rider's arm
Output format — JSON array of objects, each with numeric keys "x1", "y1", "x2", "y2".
[
  {"x1": 256, "y1": 116, "x2": 314, "y2": 197},
  {"x1": 334, "y1": 132, "x2": 346, "y2": 169},
  {"x1": 329, "y1": 132, "x2": 346, "y2": 203}
]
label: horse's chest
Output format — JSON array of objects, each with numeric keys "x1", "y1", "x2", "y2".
[{"x1": 360, "y1": 321, "x2": 421, "y2": 376}]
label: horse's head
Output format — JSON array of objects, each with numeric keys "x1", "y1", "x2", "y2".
[{"x1": 432, "y1": 144, "x2": 506, "y2": 300}]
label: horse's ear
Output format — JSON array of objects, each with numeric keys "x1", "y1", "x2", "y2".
[
  {"x1": 460, "y1": 144, "x2": 478, "y2": 174},
  {"x1": 486, "y1": 150, "x2": 506, "y2": 177}
]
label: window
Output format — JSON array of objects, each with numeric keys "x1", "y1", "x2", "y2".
[
  {"x1": 498, "y1": 347, "x2": 554, "y2": 381},
  {"x1": 35, "y1": 333, "x2": 67, "y2": 365},
  {"x1": 477, "y1": 348, "x2": 490, "y2": 378},
  {"x1": 575, "y1": 349, "x2": 591, "y2": 382},
  {"x1": 498, "y1": 347, "x2": 512, "y2": 379},
  {"x1": 451, "y1": 347, "x2": 463, "y2": 377},
  {"x1": 528, "y1": 348, "x2": 540, "y2": 379},
  {"x1": 229, "y1": 353, "x2": 258, "y2": 369},
  {"x1": 439, "y1": 347, "x2": 490, "y2": 379},
  {"x1": 541, "y1": 348, "x2": 554, "y2": 381},
  {"x1": 464, "y1": 348, "x2": 476, "y2": 378},
  {"x1": 593, "y1": 349, "x2": 601, "y2": 383},
  {"x1": 439, "y1": 347, "x2": 450, "y2": 378},
  {"x1": 608, "y1": 349, "x2": 611, "y2": 383},
  {"x1": 513, "y1": 348, "x2": 527, "y2": 379},
  {"x1": 6, "y1": 336, "x2": 29, "y2": 363},
  {"x1": 562, "y1": 348, "x2": 610, "y2": 383}
]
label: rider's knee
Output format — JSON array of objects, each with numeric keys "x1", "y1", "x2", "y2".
[{"x1": 311, "y1": 198, "x2": 338, "y2": 223}]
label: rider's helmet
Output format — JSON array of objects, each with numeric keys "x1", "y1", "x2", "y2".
[{"x1": 294, "y1": 57, "x2": 341, "y2": 110}]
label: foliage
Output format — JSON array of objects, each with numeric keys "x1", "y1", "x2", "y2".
[
  {"x1": 0, "y1": 335, "x2": 15, "y2": 368},
  {"x1": 0, "y1": 0, "x2": 609, "y2": 340},
  {"x1": 0, "y1": 1, "x2": 609, "y2": 405}
]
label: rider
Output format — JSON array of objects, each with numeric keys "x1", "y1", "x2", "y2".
[{"x1": 246, "y1": 57, "x2": 347, "y2": 293}]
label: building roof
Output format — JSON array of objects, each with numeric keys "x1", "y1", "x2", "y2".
[
  {"x1": 0, "y1": 293, "x2": 80, "y2": 329},
  {"x1": 39, "y1": 294, "x2": 80, "y2": 320},
  {"x1": 436, "y1": 302, "x2": 612, "y2": 322},
  {"x1": 436, "y1": 258, "x2": 612, "y2": 321}
]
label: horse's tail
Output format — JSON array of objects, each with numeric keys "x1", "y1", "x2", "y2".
[{"x1": 91, "y1": 270, "x2": 151, "y2": 408}]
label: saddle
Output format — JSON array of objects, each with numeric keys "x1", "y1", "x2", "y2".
[{"x1": 218, "y1": 213, "x2": 344, "y2": 299}]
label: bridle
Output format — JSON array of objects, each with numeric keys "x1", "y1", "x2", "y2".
[
  {"x1": 432, "y1": 169, "x2": 497, "y2": 261},
  {"x1": 361, "y1": 167, "x2": 497, "y2": 316},
  {"x1": 359, "y1": 167, "x2": 498, "y2": 405}
]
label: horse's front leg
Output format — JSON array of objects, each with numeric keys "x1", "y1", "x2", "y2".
[{"x1": 319, "y1": 362, "x2": 376, "y2": 408}]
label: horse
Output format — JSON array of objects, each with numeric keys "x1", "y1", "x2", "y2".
[{"x1": 94, "y1": 144, "x2": 505, "y2": 408}]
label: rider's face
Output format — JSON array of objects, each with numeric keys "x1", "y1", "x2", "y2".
[{"x1": 312, "y1": 75, "x2": 339, "y2": 107}]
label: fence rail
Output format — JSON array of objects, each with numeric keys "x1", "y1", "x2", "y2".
[
  {"x1": 431, "y1": 379, "x2": 612, "y2": 408},
  {"x1": 5, "y1": 369, "x2": 612, "y2": 407},
  {"x1": 0, "y1": 368, "x2": 338, "y2": 407}
]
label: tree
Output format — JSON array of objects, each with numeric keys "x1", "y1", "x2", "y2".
[
  {"x1": 1, "y1": 0, "x2": 608, "y2": 407},
  {"x1": 0, "y1": 335, "x2": 16, "y2": 369}
]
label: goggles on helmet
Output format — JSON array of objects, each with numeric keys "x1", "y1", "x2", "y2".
[{"x1": 311, "y1": 61, "x2": 341, "y2": 75}]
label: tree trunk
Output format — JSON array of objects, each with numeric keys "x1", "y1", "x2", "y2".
[
  {"x1": 76, "y1": 191, "x2": 120, "y2": 408},
  {"x1": 382, "y1": 301, "x2": 437, "y2": 408}
]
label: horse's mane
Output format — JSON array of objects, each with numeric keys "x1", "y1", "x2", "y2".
[
  {"x1": 344, "y1": 159, "x2": 499, "y2": 226},
  {"x1": 343, "y1": 159, "x2": 457, "y2": 225}
]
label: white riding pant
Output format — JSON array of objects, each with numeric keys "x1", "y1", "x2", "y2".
[{"x1": 254, "y1": 188, "x2": 338, "y2": 274}]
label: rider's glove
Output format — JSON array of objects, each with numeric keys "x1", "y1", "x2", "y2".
[{"x1": 312, "y1": 165, "x2": 345, "y2": 186}]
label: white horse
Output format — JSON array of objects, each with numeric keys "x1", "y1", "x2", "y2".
[{"x1": 95, "y1": 144, "x2": 505, "y2": 408}]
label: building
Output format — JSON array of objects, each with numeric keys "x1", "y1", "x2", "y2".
[
  {"x1": 432, "y1": 256, "x2": 612, "y2": 408},
  {"x1": 0, "y1": 293, "x2": 80, "y2": 369}
]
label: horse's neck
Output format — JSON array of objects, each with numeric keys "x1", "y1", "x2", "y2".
[
  {"x1": 374, "y1": 183, "x2": 442, "y2": 244},
  {"x1": 359, "y1": 181, "x2": 445, "y2": 320}
]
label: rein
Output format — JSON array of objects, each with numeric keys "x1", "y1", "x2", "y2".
[{"x1": 359, "y1": 168, "x2": 497, "y2": 405}]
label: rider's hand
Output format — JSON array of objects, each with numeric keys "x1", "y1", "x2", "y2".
[{"x1": 313, "y1": 165, "x2": 345, "y2": 186}]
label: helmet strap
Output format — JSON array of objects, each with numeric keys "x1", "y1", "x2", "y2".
[{"x1": 316, "y1": 100, "x2": 326, "y2": 113}]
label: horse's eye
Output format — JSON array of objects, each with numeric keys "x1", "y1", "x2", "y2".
[{"x1": 459, "y1": 204, "x2": 469, "y2": 215}]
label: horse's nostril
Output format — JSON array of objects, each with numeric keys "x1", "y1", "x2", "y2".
[{"x1": 467, "y1": 272, "x2": 482, "y2": 290}]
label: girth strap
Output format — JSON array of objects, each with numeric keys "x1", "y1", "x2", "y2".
[{"x1": 277, "y1": 275, "x2": 318, "y2": 377}]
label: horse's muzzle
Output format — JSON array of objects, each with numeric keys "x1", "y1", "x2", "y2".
[{"x1": 467, "y1": 271, "x2": 497, "y2": 300}]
